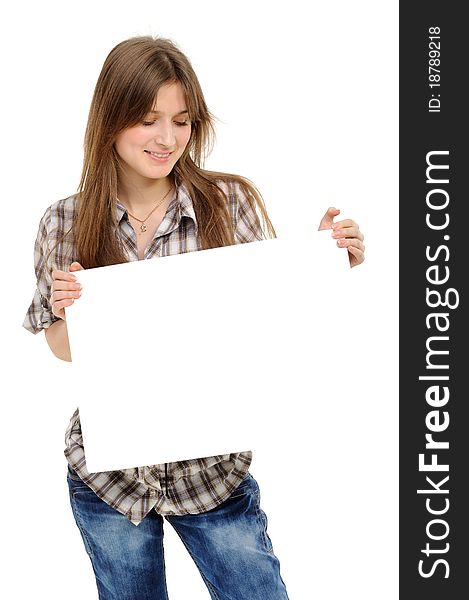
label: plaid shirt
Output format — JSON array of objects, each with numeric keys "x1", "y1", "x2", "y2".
[{"x1": 23, "y1": 179, "x2": 266, "y2": 525}]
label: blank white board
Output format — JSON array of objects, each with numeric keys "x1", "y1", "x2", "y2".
[{"x1": 66, "y1": 230, "x2": 349, "y2": 472}]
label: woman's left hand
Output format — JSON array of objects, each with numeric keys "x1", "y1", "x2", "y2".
[{"x1": 318, "y1": 207, "x2": 365, "y2": 268}]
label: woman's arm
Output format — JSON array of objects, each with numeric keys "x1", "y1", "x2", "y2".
[
  {"x1": 45, "y1": 261, "x2": 84, "y2": 361},
  {"x1": 45, "y1": 319, "x2": 72, "y2": 362}
]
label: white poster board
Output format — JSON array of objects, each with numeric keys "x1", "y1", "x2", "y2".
[{"x1": 66, "y1": 230, "x2": 349, "y2": 472}]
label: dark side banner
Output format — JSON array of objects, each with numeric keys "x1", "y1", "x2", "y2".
[{"x1": 399, "y1": 2, "x2": 467, "y2": 597}]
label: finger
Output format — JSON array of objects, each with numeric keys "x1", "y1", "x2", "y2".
[
  {"x1": 51, "y1": 279, "x2": 82, "y2": 293},
  {"x1": 51, "y1": 289, "x2": 82, "y2": 304},
  {"x1": 336, "y1": 238, "x2": 365, "y2": 252},
  {"x1": 69, "y1": 262, "x2": 84, "y2": 272},
  {"x1": 318, "y1": 207, "x2": 340, "y2": 230},
  {"x1": 52, "y1": 269, "x2": 78, "y2": 282},
  {"x1": 332, "y1": 226, "x2": 364, "y2": 241},
  {"x1": 332, "y1": 218, "x2": 356, "y2": 229},
  {"x1": 347, "y1": 245, "x2": 365, "y2": 266},
  {"x1": 331, "y1": 219, "x2": 365, "y2": 240},
  {"x1": 51, "y1": 296, "x2": 75, "y2": 315}
]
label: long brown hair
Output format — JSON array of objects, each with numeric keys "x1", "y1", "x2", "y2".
[{"x1": 72, "y1": 36, "x2": 276, "y2": 269}]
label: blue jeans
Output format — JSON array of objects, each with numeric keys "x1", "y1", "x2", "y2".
[{"x1": 67, "y1": 465, "x2": 289, "y2": 600}]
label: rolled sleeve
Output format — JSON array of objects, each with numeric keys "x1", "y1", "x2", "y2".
[
  {"x1": 22, "y1": 208, "x2": 60, "y2": 335},
  {"x1": 22, "y1": 288, "x2": 60, "y2": 335}
]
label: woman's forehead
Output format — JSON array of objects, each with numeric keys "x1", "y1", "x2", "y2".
[{"x1": 150, "y1": 81, "x2": 190, "y2": 114}]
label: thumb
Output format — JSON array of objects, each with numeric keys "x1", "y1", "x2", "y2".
[
  {"x1": 69, "y1": 261, "x2": 85, "y2": 272},
  {"x1": 318, "y1": 206, "x2": 340, "y2": 231}
]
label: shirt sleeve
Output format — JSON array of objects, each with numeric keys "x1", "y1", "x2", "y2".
[
  {"x1": 22, "y1": 207, "x2": 61, "y2": 335},
  {"x1": 232, "y1": 182, "x2": 267, "y2": 244}
]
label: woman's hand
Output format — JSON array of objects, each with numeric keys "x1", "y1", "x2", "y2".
[
  {"x1": 50, "y1": 262, "x2": 84, "y2": 320},
  {"x1": 318, "y1": 207, "x2": 365, "y2": 268}
]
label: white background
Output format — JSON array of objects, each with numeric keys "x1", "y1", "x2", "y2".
[{"x1": 2, "y1": 1, "x2": 398, "y2": 598}]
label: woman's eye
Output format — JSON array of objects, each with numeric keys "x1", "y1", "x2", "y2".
[{"x1": 142, "y1": 120, "x2": 190, "y2": 127}]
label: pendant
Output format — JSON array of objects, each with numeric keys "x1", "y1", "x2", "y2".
[{"x1": 140, "y1": 223, "x2": 147, "y2": 233}]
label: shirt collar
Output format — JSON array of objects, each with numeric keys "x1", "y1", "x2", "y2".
[{"x1": 115, "y1": 181, "x2": 198, "y2": 235}]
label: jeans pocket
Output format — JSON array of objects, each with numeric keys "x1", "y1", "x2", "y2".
[
  {"x1": 68, "y1": 490, "x2": 95, "y2": 558},
  {"x1": 228, "y1": 472, "x2": 256, "y2": 499}
]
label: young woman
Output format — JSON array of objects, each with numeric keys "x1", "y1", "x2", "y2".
[{"x1": 23, "y1": 36, "x2": 365, "y2": 600}]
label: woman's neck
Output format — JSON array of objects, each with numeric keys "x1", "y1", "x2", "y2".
[{"x1": 117, "y1": 176, "x2": 174, "y2": 213}]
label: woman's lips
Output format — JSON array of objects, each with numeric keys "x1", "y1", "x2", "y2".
[{"x1": 144, "y1": 150, "x2": 173, "y2": 163}]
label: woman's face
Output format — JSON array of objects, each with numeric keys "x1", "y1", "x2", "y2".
[{"x1": 114, "y1": 81, "x2": 192, "y2": 185}]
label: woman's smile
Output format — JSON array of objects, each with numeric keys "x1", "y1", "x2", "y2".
[{"x1": 144, "y1": 149, "x2": 174, "y2": 163}]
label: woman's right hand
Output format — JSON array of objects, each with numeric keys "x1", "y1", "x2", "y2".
[{"x1": 50, "y1": 262, "x2": 84, "y2": 320}]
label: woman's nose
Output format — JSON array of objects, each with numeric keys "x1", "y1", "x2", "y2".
[{"x1": 154, "y1": 121, "x2": 176, "y2": 148}]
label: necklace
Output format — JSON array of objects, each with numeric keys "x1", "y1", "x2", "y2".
[{"x1": 124, "y1": 186, "x2": 173, "y2": 233}]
